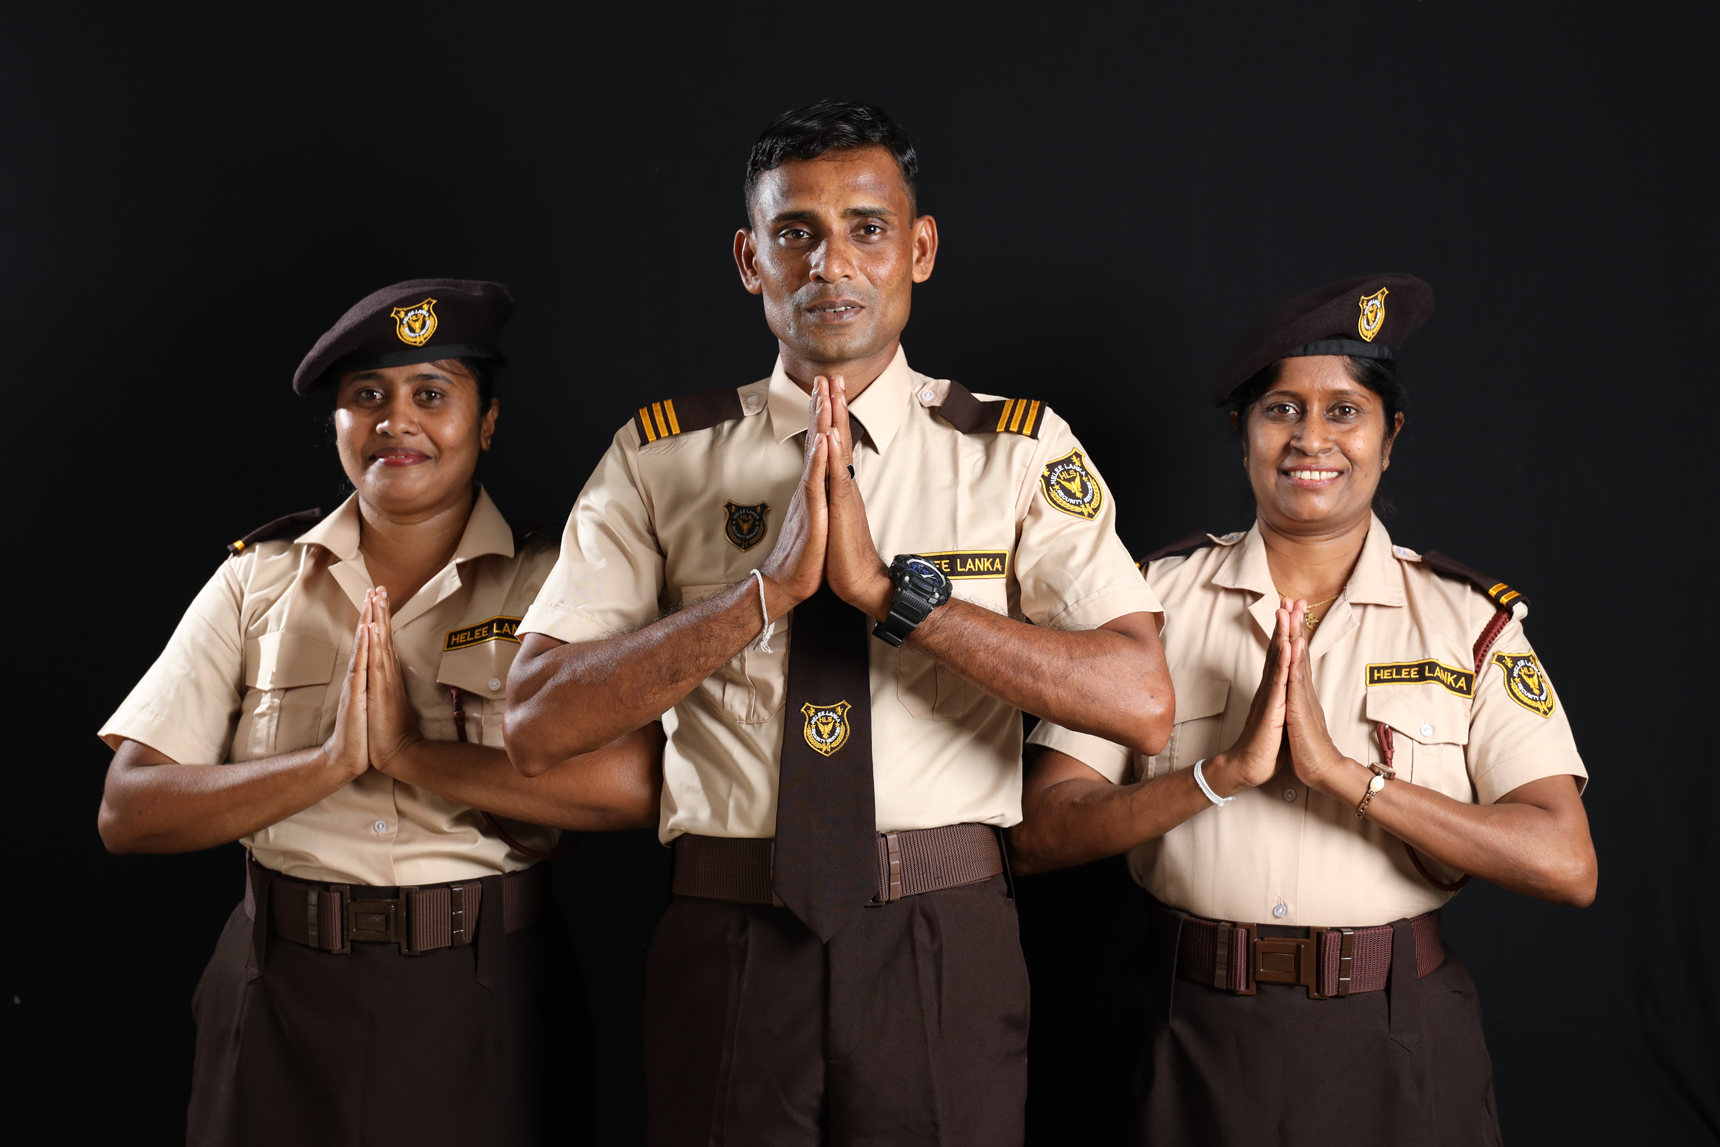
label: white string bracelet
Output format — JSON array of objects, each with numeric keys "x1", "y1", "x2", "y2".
[
  {"x1": 1192, "y1": 759, "x2": 1233, "y2": 807},
  {"x1": 748, "y1": 569, "x2": 775, "y2": 652}
]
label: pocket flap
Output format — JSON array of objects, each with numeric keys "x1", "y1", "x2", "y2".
[
  {"x1": 437, "y1": 642, "x2": 520, "y2": 701},
  {"x1": 1174, "y1": 676, "x2": 1230, "y2": 724},
  {"x1": 677, "y1": 583, "x2": 728, "y2": 607},
  {"x1": 247, "y1": 632, "x2": 338, "y2": 691},
  {"x1": 1364, "y1": 687, "x2": 1470, "y2": 746}
]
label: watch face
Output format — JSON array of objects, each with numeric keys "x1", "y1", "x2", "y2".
[{"x1": 900, "y1": 557, "x2": 948, "y2": 591}]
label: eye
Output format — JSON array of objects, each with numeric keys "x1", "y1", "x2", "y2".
[
  {"x1": 416, "y1": 387, "x2": 445, "y2": 403},
  {"x1": 856, "y1": 222, "x2": 884, "y2": 237},
  {"x1": 1263, "y1": 401, "x2": 1300, "y2": 418},
  {"x1": 778, "y1": 227, "x2": 812, "y2": 242},
  {"x1": 1331, "y1": 403, "x2": 1361, "y2": 420}
]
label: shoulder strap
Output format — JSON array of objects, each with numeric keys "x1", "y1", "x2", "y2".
[
  {"x1": 935, "y1": 381, "x2": 1046, "y2": 439},
  {"x1": 1136, "y1": 531, "x2": 1218, "y2": 567},
  {"x1": 228, "y1": 508, "x2": 323, "y2": 556},
  {"x1": 1419, "y1": 550, "x2": 1528, "y2": 614},
  {"x1": 633, "y1": 387, "x2": 746, "y2": 445}
]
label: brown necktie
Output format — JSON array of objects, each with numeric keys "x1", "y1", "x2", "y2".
[{"x1": 772, "y1": 582, "x2": 877, "y2": 941}]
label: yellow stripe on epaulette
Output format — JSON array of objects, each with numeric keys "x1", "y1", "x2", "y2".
[
  {"x1": 1486, "y1": 582, "x2": 1523, "y2": 609},
  {"x1": 635, "y1": 399, "x2": 683, "y2": 444},
  {"x1": 994, "y1": 398, "x2": 1043, "y2": 437}
]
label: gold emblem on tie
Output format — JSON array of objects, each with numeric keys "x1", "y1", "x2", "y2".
[
  {"x1": 390, "y1": 298, "x2": 438, "y2": 346},
  {"x1": 800, "y1": 701, "x2": 853, "y2": 756},
  {"x1": 1357, "y1": 288, "x2": 1389, "y2": 342}
]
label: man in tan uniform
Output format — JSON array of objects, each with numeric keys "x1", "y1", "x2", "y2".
[
  {"x1": 506, "y1": 101, "x2": 1174, "y2": 1145},
  {"x1": 1012, "y1": 274, "x2": 1597, "y2": 1145}
]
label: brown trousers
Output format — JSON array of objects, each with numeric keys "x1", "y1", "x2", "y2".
[
  {"x1": 186, "y1": 877, "x2": 593, "y2": 1147},
  {"x1": 1093, "y1": 894, "x2": 1502, "y2": 1146},
  {"x1": 644, "y1": 874, "x2": 1029, "y2": 1147}
]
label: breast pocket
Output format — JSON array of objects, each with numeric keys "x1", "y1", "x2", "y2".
[
  {"x1": 239, "y1": 632, "x2": 338, "y2": 758},
  {"x1": 679, "y1": 584, "x2": 788, "y2": 724},
  {"x1": 1145, "y1": 676, "x2": 1231, "y2": 780},
  {"x1": 1364, "y1": 687, "x2": 1472, "y2": 798},
  {"x1": 437, "y1": 640, "x2": 519, "y2": 746}
]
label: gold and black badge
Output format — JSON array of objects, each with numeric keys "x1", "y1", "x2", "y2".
[
  {"x1": 1040, "y1": 449, "x2": 1104, "y2": 520},
  {"x1": 390, "y1": 298, "x2": 438, "y2": 346},
  {"x1": 1356, "y1": 288, "x2": 1389, "y2": 342},
  {"x1": 444, "y1": 615, "x2": 522, "y2": 651},
  {"x1": 1491, "y1": 651, "x2": 1555, "y2": 717},
  {"x1": 801, "y1": 700, "x2": 852, "y2": 756},
  {"x1": 723, "y1": 501, "x2": 771, "y2": 551}
]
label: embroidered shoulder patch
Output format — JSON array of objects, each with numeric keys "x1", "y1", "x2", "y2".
[
  {"x1": 1491, "y1": 651, "x2": 1555, "y2": 717},
  {"x1": 1040, "y1": 449, "x2": 1104, "y2": 520},
  {"x1": 1366, "y1": 659, "x2": 1475, "y2": 698},
  {"x1": 444, "y1": 615, "x2": 522, "y2": 651},
  {"x1": 723, "y1": 501, "x2": 770, "y2": 551},
  {"x1": 801, "y1": 701, "x2": 853, "y2": 756}
]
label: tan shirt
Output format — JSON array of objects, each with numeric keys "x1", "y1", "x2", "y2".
[
  {"x1": 521, "y1": 348, "x2": 1160, "y2": 842},
  {"x1": 99, "y1": 486, "x2": 560, "y2": 885},
  {"x1": 1028, "y1": 516, "x2": 1587, "y2": 927}
]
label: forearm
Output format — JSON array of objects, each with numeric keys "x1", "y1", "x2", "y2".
[
  {"x1": 507, "y1": 580, "x2": 788, "y2": 771},
  {"x1": 1011, "y1": 761, "x2": 1217, "y2": 875},
  {"x1": 912, "y1": 604, "x2": 1173, "y2": 755},
  {"x1": 388, "y1": 725, "x2": 663, "y2": 831},
  {"x1": 98, "y1": 744, "x2": 352, "y2": 854},
  {"x1": 1313, "y1": 761, "x2": 1597, "y2": 906}
]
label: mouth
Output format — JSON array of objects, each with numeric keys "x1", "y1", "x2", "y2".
[
  {"x1": 372, "y1": 448, "x2": 430, "y2": 468},
  {"x1": 1282, "y1": 467, "x2": 1344, "y2": 488},
  {"x1": 802, "y1": 298, "x2": 866, "y2": 325}
]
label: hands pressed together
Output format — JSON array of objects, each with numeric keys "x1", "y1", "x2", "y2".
[
  {"x1": 1201, "y1": 599, "x2": 1371, "y2": 808},
  {"x1": 756, "y1": 375, "x2": 895, "y2": 623},
  {"x1": 323, "y1": 586, "x2": 430, "y2": 784}
]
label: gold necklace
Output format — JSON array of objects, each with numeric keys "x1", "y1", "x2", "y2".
[{"x1": 1276, "y1": 590, "x2": 1340, "y2": 631}]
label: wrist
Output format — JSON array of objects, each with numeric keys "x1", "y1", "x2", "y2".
[
  {"x1": 1202, "y1": 751, "x2": 1250, "y2": 798},
  {"x1": 854, "y1": 568, "x2": 894, "y2": 623},
  {"x1": 1311, "y1": 755, "x2": 1370, "y2": 802}
]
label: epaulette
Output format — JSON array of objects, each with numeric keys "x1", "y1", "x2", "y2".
[
  {"x1": 1136, "y1": 529, "x2": 1246, "y2": 568},
  {"x1": 1418, "y1": 550, "x2": 1528, "y2": 613},
  {"x1": 935, "y1": 381, "x2": 1046, "y2": 438},
  {"x1": 633, "y1": 387, "x2": 746, "y2": 445},
  {"x1": 228, "y1": 508, "x2": 323, "y2": 556}
]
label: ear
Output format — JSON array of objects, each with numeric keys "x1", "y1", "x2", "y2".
[
  {"x1": 734, "y1": 228, "x2": 763, "y2": 295},
  {"x1": 1381, "y1": 409, "x2": 1405, "y2": 467},
  {"x1": 911, "y1": 214, "x2": 939, "y2": 283},
  {"x1": 480, "y1": 397, "x2": 500, "y2": 450}
]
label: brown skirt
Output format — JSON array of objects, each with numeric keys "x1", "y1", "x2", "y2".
[
  {"x1": 1089, "y1": 894, "x2": 1501, "y2": 1146},
  {"x1": 186, "y1": 879, "x2": 593, "y2": 1147}
]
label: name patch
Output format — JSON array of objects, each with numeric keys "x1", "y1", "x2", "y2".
[
  {"x1": 444, "y1": 615, "x2": 523, "y2": 651},
  {"x1": 1365, "y1": 658, "x2": 1475, "y2": 698},
  {"x1": 918, "y1": 550, "x2": 1009, "y2": 580}
]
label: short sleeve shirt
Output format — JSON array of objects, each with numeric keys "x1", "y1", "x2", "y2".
[
  {"x1": 1028, "y1": 516, "x2": 1587, "y2": 926},
  {"x1": 521, "y1": 347, "x2": 1161, "y2": 842},
  {"x1": 99, "y1": 486, "x2": 561, "y2": 885}
]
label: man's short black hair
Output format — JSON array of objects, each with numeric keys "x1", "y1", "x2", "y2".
[{"x1": 744, "y1": 100, "x2": 919, "y2": 223}]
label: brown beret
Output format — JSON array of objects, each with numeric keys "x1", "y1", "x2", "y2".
[
  {"x1": 292, "y1": 278, "x2": 516, "y2": 394},
  {"x1": 1212, "y1": 273, "x2": 1434, "y2": 405}
]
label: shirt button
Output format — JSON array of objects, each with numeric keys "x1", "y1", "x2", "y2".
[
  {"x1": 1420, "y1": 723, "x2": 1434, "y2": 737},
  {"x1": 373, "y1": 820, "x2": 387, "y2": 833},
  {"x1": 743, "y1": 395, "x2": 760, "y2": 411},
  {"x1": 1282, "y1": 787, "x2": 1297, "y2": 802},
  {"x1": 1272, "y1": 903, "x2": 1288, "y2": 919},
  {"x1": 488, "y1": 678, "x2": 502, "y2": 691},
  {"x1": 919, "y1": 387, "x2": 936, "y2": 402}
]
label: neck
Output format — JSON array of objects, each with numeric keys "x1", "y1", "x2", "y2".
[
  {"x1": 1257, "y1": 509, "x2": 1372, "y2": 603},
  {"x1": 356, "y1": 484, "x2": 477, "y2": 605},
  {"x1": 778, "y1": 337, "x2": 900, "y2": 399}
]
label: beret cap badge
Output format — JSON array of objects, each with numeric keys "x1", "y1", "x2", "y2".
[
  {"x1": 1357, "y1": 288, "x2": 1389, "y2": 343},
  {"x1": 390, "y1": 298, "x2": 439, "y2": 347}
]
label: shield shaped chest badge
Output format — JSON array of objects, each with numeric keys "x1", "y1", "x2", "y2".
[{"x1": 723, "y1": 501, "x2": 771, "y2": 551}]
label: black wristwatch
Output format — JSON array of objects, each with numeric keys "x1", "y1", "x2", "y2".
[{"x1": 872, "y1": 555, "x2": 953, "y2": 647}]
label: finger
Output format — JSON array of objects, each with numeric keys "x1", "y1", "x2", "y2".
[{"x1": 353, "y1": 620, "x2": 371, "y2": 701}]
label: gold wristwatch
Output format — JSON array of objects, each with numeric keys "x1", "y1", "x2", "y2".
[{"x1": 1356, "y1": 763, "x2": 1396, "y2": 819}]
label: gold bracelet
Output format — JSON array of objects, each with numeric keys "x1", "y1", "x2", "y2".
[{"x1": 1355, "y1": 762, "x2": 1397, "y2": 819}]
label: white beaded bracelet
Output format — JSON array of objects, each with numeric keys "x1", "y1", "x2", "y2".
[
  {"x1": 748, "y1": 569, "x2": 775, "y2": 653},
  {"x1": 1193, "y1": 759, "x2": 1233, "y2": 807}
]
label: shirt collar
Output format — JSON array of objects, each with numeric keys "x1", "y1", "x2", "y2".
[
  {"x1": 1214, "y1": 512, "x2": 1403, "y2": 632},
  {"x1": 295, "y1": 483, "x2": 515, "y2": 565},
  {"x1": 764, "y1": 344, "x2": 916, "y2": 455}
]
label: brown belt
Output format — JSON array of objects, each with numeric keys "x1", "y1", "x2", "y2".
[
  {"x1": 672, "y1": 823, "x2": 1005, "y2": 906},
  {"x1": 266, "y1": 863, "x2": 548, "y2": 955},
  {"x1": 1177, "y1": 910, "x2": 1445, "y2": 998}
]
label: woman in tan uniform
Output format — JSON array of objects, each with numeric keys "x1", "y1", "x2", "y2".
[
  {"x1": 96, "y1": 279, "x2": 661, "y2": 1146},
  {"x1": 1012, "y1": 274, "x2": 1597, "y2": 1145}
]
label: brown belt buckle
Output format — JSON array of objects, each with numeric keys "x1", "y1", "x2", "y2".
[
  {"x1": 1251, "y1": 926, "x2": 1331, "y2": 999},
  {"x1": 344, "y1": 892, "x2": 413, "y2": 954}
]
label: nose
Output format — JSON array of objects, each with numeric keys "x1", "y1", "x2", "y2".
[
  {"x1": 375, "y1": 389, "x2": 421, "y2": 437},
  {"x1": 809, "y1": 234, "x2": 857, "y2": 285},
  {"x1": 1292, "y1": 410, "x2": 1337, "y2": 456}
]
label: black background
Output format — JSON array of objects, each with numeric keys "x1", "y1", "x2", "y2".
[{"x1": 5, "y1": 2, "x2": 1714, "y2": 1143}]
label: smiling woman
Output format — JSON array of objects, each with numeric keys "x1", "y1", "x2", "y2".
[
  {"x1": 1013, "y1": 273, "x2": 1598, "y2": 1146},
  {"x1": 93, "y1": 279, "x2": 663, "y2": 1147}
]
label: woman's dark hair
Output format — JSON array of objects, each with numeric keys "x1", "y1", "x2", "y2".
[
  {"x1": 744, "y1": 100, "x2": 919, "y2": 221},
  {"x1": 1226, "y1": 354, "x2": 1407, "y2": 436},
  {"x1": 461, "y1": 356, "x2": 500, "y2": 419}
]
